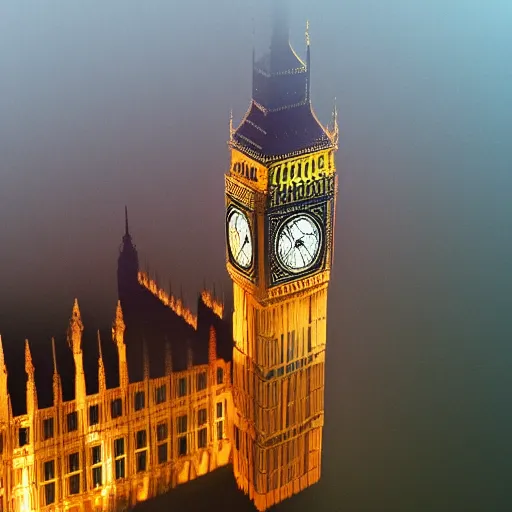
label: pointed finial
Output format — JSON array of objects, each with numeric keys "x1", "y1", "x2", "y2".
[
  {"x1": 51, "y1": 337, "x2": 62, "y2": 405},
  {"x1": 51, "y1": 337, "x2": 58, "y2": 374},
  {"x1": 0, "y1": 335, "x2": 5, "y2": 370},
  {"x1": 306, "y1": 19, "x2": 310, "y2": 46},
  {"x1": 68, "y1": 298, "x2": 84, "y2": 352},
  {"x1": 125, "y1": 205, "x2": 130, "y2": 236},
  {"x1": 25, "y1": 339, "x2": 34, "y2": 376},
  {"x1": 97, "y1": 330, "x2": 106, "y2": 394},
  {"x1": 332, "y1": 97, "x2": 339, "y2": 147},
  {"x1": 229, "y1": 109, "x2": 234, "y2": 141},
  {"x1": 112, "y1": 300, "x2": 126, "y2": 345},
  {"x1": 97, "y1": 330, "x2": 103, "y2": 360}
]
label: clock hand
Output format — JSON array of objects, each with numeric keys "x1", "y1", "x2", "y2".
[
  {"x1": 298, "y1": 240, "x2": 313, "y2": 260},
  {"x1": 282, "y1": 245, "x2": 294, "y2": 262},
  {"x1": 296, "y1": 244, "x2": 307, "y2": 266},
  {"x1": 236, "y1": 235, "x2": 249, "y2": 260}
]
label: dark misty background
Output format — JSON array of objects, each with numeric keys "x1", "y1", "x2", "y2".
[{"x1": 1, "y1": 0, "x2": 512, "y2": 510}]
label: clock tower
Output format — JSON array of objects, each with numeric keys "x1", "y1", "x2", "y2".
[{"x1": 225, "y1": 2, "x2": 338, "y2": 510}]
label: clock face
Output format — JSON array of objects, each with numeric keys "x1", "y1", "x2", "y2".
[
  {"x1": 227, "y1": 207, "x2": 253, "y2": 269},
  {"x1": 276, "y1": 214, "x2": 322, "y2": 272}
]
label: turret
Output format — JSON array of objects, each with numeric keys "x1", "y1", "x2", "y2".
[
  {"x1": 112, "y1": 301, "x2": 129, "y2": 388},
  {"x1": 67, "y1": 299, "x2": 86, "y2": 411}
]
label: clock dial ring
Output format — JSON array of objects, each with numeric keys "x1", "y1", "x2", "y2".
[
  {"x1": 227, "y1": 206, "x2": 253, "y2": 270},
  {"x1": 275, "y1": 213, "x2": 322, "y2": 274}
]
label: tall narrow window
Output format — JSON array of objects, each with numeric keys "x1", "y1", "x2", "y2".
[
  {"x1": 19, "y1": 427, "x2": 29, "y2": 447},
  {"x1": 196, "y1": 372, "x2": 207, "y2": 391},
  {"x1": 216, "y1": 420, "x2": 224, "y2": 440},
  {"x1": 234, "y1": 425, "x2": 240, "y2": 450},
  {"x1": 89, "y1": 404, "x2": 99, "y2": 426},
  {"x1": 155, "y1": 385, "x2": 166, "y2": 405},
  {"x1": 91, "y1": 445, "x2": 102, "y2": 488},
  {"x1": 43, "y1": 418, "x2": 54, "y2": 440},
  {"x1": 197, "y1": 427, "x2": 207, "y2": 449},
  {"x1": 114, "y1": 438, "x2": 126, "y2": 479},
  {"x1": 177, "y1": 414, "x2": 188, "y2": 457},
  {"x1": 67, "y1": 452, "x2": 81, "y2": 495},
  {"x1": 178, "y1": 377, "x2": 187, "y2": 397},
  {"x1": 215, "y1": 401, "x2": 224, "y2": 441},
  {"x1": 197, "y1": 408, "x2": 207, "y2": 426},
  {"x1": 177, "y1": 415, "x2": 187, "y2": 434},
  {"x1": 178, "y1": 435, "x2": 187, "y2": 456},
  {"x1": 134, "y1": 391, "x2": 145, "y2": 411},
  {"x1": 43, "y1": 460, "x2": 56, "y2": 505},
  {"x1": 156, "y1": 422, "x2": 168, "y2": 464},
  {"x1": 67, "y1": 411, "x2": 78, "y2": 432},
  {"x1": 216, "y1": 367, "x2": 224, "y2": 385},
  {"x1": 111, "y1": 398, "x2": 122, "y2": 419},
  {"x1": 135, "y1": 430, "x2": 148, "y2": 473}
]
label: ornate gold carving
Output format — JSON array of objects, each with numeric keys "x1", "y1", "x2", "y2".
[
  {"x1": 225, "y1": 175, "x2": 255, "y2": 210},
  {"x1": 67, "y1": 298, "x2": 84, "y2": 353}
]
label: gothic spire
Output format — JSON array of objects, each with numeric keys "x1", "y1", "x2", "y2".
[
  {"x1": 68, "y1": 298, "x2": 84, "y2": 353},
  {"x1": 271, "y1": 0, "x2": 290, "y2": 51},
  {"x1": 112, "y1": 300, "x2": 126, "y2": 343},
  {"x1": 97, "y1": 331, "x2": 106, "y2": 394},
  {"x1": 0, "y1": 336, "x2": 10, "y2": 422},
  {"x1": 0, "y1": 334, "x2": 5, "y2": 371},
  {"x1": 125, "y1": 205, "x2": 130, "y2": 237},
  {"x1": 51, "y1": 337, "x2": 62, "y2": 405},
  {"x1": 112, "y1": 301, "x2": 129, "y2": 389},
  {"x1": 25, "y1": 339, "x2": 38, "y2": 415},
  {"x1": 25, "y1": 338, "x2": 34, "y2": 376}
]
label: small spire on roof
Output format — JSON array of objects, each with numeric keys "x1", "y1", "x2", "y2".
[
  {"x1": 51, "y1": 337, "x2": 58, "y2": 374},
  {"x1": 125, "y1": 205, "x2": 130, "y2": 236}
]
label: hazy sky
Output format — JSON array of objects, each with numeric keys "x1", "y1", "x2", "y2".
[{"x1": 1, "y1": 1, "x2": 511, "y2": 510}]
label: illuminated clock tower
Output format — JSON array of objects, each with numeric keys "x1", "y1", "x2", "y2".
[{"x1": 225, "y1": 2, "x2": 338, "y2": 511}]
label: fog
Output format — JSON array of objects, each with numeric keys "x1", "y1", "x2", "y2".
[{"x1": 1, "y1": 0, "x2": 511, "y2": 510}]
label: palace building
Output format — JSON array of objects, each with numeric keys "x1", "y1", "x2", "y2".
[
  {"x1": 0, "y1": 211, "x2": 234, "y2": 512},
  {"x1": 0, "y1": 2, "x2": 338, "y2": 511}
]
